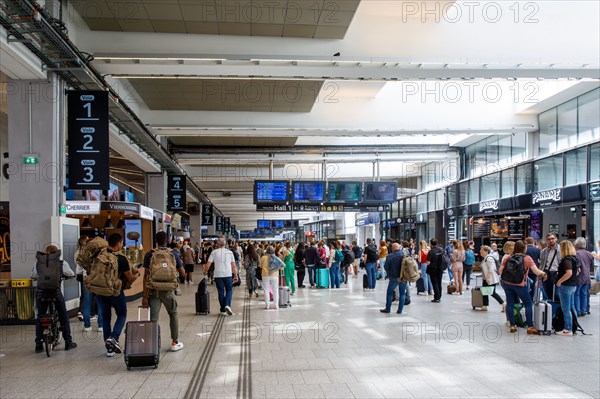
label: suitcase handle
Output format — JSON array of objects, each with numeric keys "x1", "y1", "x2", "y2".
[{"x1": 138, "y1": 306, "x2": 151, "y2": 321}]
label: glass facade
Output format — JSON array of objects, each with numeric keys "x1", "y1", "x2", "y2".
[
  {"x1": 480, "y1": 172, "x2": 500, "y2": 201},
  {"x1": 501, "y1": 168, "x2": 514, "y2": 198},
  {"x1": 458, "y1": 182, "x2": 468, "y2": 206},
  {"x1": 539, "y1": 108, "x2": 557, "y2": 156},
  {"x1": 516, "y1": 163, "x2": 533, "y2": 195},
  {"x1": 447, "y1": 185, "x2": 457, "y2": 208},
  {"x1": 469, "y1": 179, "x2": 480, "y2": 204},
  {"x1": 565, "y1": 147, "x2": 588, "y2": 187},
  {"x1": 534, "y1": 155, "x2": 563, "y2": 192},
  {"x1": 578, "y1": 88, "x2": 600, "y2": 144},
  {"x1": 591, "y1": 143, "x2": 600, "y2": 183},
  {"x1": 465, "y1": 133, "x2": 529, "y2": 179}
]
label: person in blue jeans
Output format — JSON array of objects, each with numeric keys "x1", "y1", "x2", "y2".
[
  {"x1": 82, "y1": 284, "x2": 103, "y2": 332},
  {"x1": 445, "y1": 243, "x2": 454, "y2": 282},
  {"x1": 574, "y1": 237, "x2": 593, "y2": 317},
  {"x1": 96, "y1": 233, "x2": 139, "y2": 357},
  {"x1": 499, "y1": 240, "x2": 547, "y2": 335},
  {"x1": 555, "y1": 240, "x2": 580, "y2": 336},
  {"x1": 204, "y1": 237, "x2": 239, "y2": 316},
  {"x1": 363, "y1": 238, "x2": 379, "y2": 290},
  {"x1": 329, "y1": 242, "x2": 342, "y2": 289},
  {"x1": 380, "y1": 243, "x2": 407, "y2": 313}
]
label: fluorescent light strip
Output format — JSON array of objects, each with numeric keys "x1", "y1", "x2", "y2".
[{"x1": 111, "y1": 75, "x2": 324, "y2": 82}]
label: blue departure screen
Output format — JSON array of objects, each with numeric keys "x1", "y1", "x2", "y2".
[
  {"x1": 328, "y1": 182, "x2": 362, "y2": 203},
  {"x1": 254, "y1": 181, "x2": 289, "y2": 203},
  {"x1": 293, "y1": 182, "x2": 325, "y2": 203},
  {"x1": 257, "y1": 220, "x2": 271, "y2": 228},
  {"x1": 272, "y1": 220, "x2": 285, "y2": 228}
]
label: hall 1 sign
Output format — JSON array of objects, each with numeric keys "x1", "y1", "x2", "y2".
[
  {"x1": 202, "y1": 204, "x2": 213, "y2": 226},
  {"x1": 167, "y1": 175, "x2": 186, "y2": 211},
  {"x1": 215, "y1": 216, "x2": 224, "y2": 232},
  {"x1": 67, "y1": 91, "x2": 109, "y2": 189}
]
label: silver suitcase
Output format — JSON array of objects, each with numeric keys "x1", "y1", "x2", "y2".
[
  {"x1": 278, "y1": 286, "x2": 291, "y2": 308},
  {"x1": 533, "y1": 278, "x2": 552, "y2": 335}
]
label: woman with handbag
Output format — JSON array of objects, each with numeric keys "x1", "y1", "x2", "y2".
[{"x1": 479, "y1": 245, "x2": 505, "y2": 312}]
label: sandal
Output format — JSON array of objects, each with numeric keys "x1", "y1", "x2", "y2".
[{"x1": 510, "y1": 326, "x2": 518, "y2": 333}]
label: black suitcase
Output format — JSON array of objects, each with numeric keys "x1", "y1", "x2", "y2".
[
  {"x1": 363, "y1": 274, "x2": 369, "y2": 289},
  {"x1": 124, "y1": 307, "x2": 160, "y2": 370},
  {"x1": 416, "y1": 277, "x2": 425, "y2": 293},
  {"x1": 196, "y1": 278, "x2": 210, "y2": 315}
]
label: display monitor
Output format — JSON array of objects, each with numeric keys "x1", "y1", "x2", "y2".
[
  {"x1": 108, "y1": 182, "x2": 119, "y2": 201},
  {"x1": 363, "y1": 181, "x2": 398, "y2": 203},
  {"x1": 124, "y1": 219, "x2": 142, "y2": 247},
  {"x1": 254, "y1": 180, "x2": 289, "y2": 204},
  {"x1": 257, "y1": 220, "x2": 271, "y2": 229},
  {"x1": 327, "y1": 181, "x2": 362, "y2": 204},
  {"x1": 124, "y1": 190, "x2": 135, "y2": 203},
  {"x1": 272, "y1": 220, "x2": 285, "y2": 229},
  {"x1": 292, "y1": 181, "x2": 325, "y2": 204},
  {"x1": 285, "y1": 220, "x2": 299, "y2": 228}
]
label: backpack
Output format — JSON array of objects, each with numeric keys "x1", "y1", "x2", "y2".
[
  {"x1": 440, "y1": 251, "x2": 451, "y2": 271},
  {"x1": 400, "y1": 256, "x2": 420, "y2": 283},
  {"x1": 464, "y1": 249, "x2": 475, "y2": 265},
  {"x1": 501, "y1": 254, "x2": 526, "y2": 284},
  {"x1": 84, "y1": 249, "x2": 122, "y2": 296},
  {"x1": 147, "y1": 248, "x2": 179, "y2": 291},
  {"x1": 334, "y1": 249, "x2": 344, "y2": 263},
  {"x1": 76, "y1": 237, "x2": 108, "y2": 273},
  {"x1": 344, "y1": 250, "x2": 355, "y2": 266},
  {"x1": 353, "y1": 246, "x2": 363, "y2": 259},
  {"x1": 35, "y1": 251, "x2": 63, "y2": 290},
  {"x1": 552, "y1": 307, "x2": 586, "y2": 335},
  {"x1": 366, "y1": 245, "x2": 379, "y2": 262},
  {"x1": 183, "y1": 247, "x2": 195, "y2": 265}
]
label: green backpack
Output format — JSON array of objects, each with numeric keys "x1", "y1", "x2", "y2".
[
  {"x1": 147, "y1": 248, "x2": 179, "y2": 291},
  {"x1": 84, "y1": 249, "x2": 122, "y2": 296}
]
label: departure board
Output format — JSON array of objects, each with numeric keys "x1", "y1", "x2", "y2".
[
  {"x1": 328, "y1": 181, "x2": 362, "y2": 204},
  {"x1": 254, "y1": 181, "x2": 289, "y2": 204},
  {"x1": 292, "y1": 181, "x2": 325, "y2": 204}
]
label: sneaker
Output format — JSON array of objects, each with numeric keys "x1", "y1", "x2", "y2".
[
  {"x1": 220, "y1": 312, "x2": 228, "y2": 315},
  {"x1": 225, "y1": 306, "x2": 233, "y2": 316},
  {"x1": 188, "y1": 281, "x2": 194, "y2": 285},
  {"x1": 65, "y1": 341, "x2": 78, "y2": 350},
  {"x1": 431, "y1": 299, "x2": 441, "y2": 303},
  {"x1": 171, "y1": 341, "x2": 184, "y2": 351},
  {"x1": 175, "y1": 288, "x2": 182, "y2": 296},
  {"x1": 83, "y1": 326, "x2": 92, "y2": 332},
  {"x1": 526, "y1": 327, "x2": 539, "y2": 335},
  {"x1": 90, "y1": 315, "x2": 98, "y2": 321},
  {"x1": 105, "y1": 337, "x2": 122, "y2": 354},
  {"x1": 480, "y1": 306, "x2": 488, "y2": 312},
  {"x1": 35, "y1": 343, "x2": 43, "y2": 353},
  {"x1": 106, "y1": 350, "x2": 115, "y2": 357},
  {"x1": 379, "y1": 309, "x2": 390, "y2": 313},
  {"x1": 77, "y1": 312, "x2": 83, "y2": 321},
  {"x1": 428, "y1": 292, "x2": 433, "y2": 296},
  {"x1": 558, "y1": 330, "x2": 573, "y2": 336},
  {"x1": 98, "y1": 327, "x2": 103, "y2": 332}
]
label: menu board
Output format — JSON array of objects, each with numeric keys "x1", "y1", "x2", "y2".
[
  {"x1": 491, "y1": 219, "x2": 509, "y2": 238},
  {"x1": 473, "y1": 218, "x2": 491, "y2": 238},
  {"x1": 529, "y1": 211, "x2": 542, "y2": 241},
  {"x1": 508, "y1": 219, "x2": 525, "y2": 238}
]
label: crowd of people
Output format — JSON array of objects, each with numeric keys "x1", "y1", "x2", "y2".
[{"x1": 32, "y1": 233, "x2": 600, "y2": 357}]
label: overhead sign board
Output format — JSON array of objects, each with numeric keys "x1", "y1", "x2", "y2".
[
  {"x1": 68, "y1": 91, "x2": 109, "y2": 189},
  {"x1": 215, "y1": 216, "x2": 223, "y2": 232},
  {"x1": 167, "y1": 175, "x2": 186, "y2": 211},
  {"x1": 202, "y1": 204, "x2": 213, "y2": 225}
]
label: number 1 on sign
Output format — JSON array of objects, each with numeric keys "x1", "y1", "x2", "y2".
[{"x1": 83, "y1": 102, "x2": 92, "y2": 118}]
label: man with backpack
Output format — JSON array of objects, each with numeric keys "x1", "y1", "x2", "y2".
[
  {"x1": 363, "y1": 238, "x2": 379, "y2": 290},
  {"x1": 95, "y1": 233, "x2": 139, "y2": 357},
  {"x1": 380, "y1": 243, "x2": 406, "y2": 314},
  {"x1": 342, "y1": 244, "x2": 355, "y2": 284},
  {"x1": 32, "y1": 245, "x2": 77, "y2": 353},
  {"x1": 142, "y1": 231, "x2": 186, "y2": 352},
  {"x1": 351, "y1": 241, "x2": 362, "y2": 278},
  {"x1": 499, "y1": 240, "x2": 548, "y2": 334},
  {"x1": 426, "y1": 239, "x2": 445, "y2": 303}
]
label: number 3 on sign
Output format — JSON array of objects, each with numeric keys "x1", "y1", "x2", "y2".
[{"x1": 83, "y1": 167, "x2": 94, "y2": 182}]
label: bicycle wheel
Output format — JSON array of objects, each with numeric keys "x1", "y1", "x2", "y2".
[{"x1": 44, "y1": 330, "x2": 52, "y2": 357}]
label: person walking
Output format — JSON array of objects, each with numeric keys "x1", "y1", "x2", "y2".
[
  {"x1": 244, "y1": 245, "x2": 260, "y2": 299},
  {"x1": 574, "y1": 237, "x2": 593, "y2": 317},
  {"x1": 261, "y1": 246, "x2": 285, "y2": 309},
  {"x1": 363, "y1": 238, "x2": 379, "y2": 291},
  {"x1": 451, "y1": 240, "x2": 465, "y2": 295},
  {"x1": 378, "y1": 240, "x2": 388, "y2": 280},
  {"x1": 479, "y1": 245, "x2": 505, "y2": 312},
  {"x1": 204, "y1": 237, "x2": 239, "y2": 316},
  {"x1": 418, "y1": 240, "x2": 433, "y2": 295},
  {"x1": 426, "y1": 239, "x2": 444, "y2": 303},
  {"x1": 380, "y1": 243, "x2": 407, "y2": 314}
]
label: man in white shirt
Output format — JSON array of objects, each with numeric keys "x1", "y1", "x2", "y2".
[
  {"x1": 489, "y1": 243, "x2": 500, "y2": 261},
  {"x1": 204, "y1": 237, "x2": 238, "y2": 316}
]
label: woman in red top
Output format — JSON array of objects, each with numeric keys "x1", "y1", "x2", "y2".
[
  {"x1": 419, "y1": 240, "x2": 432, "y2": 295},
  {"x1": 499, "y1": 240, "x2": 547, "y2": 334}
]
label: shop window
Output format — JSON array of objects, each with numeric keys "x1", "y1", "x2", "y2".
[
  {"x1": 578, "y1": 88, "x2": 600, "y2": 144},
  {"x1": 557, "y1": 99, "x2": 578, "y2": 151},
  {"x1": 516, "y1": 163, "x2": 533, "y2": 195},
  {"x1": 497, "y1": 135, "x2": 512, "y2": 167},
  {"x1": 565, "y1": 147, "x2": 588, "y2": 186},
  {"x1": 465, "y1": 145, "x2": 477, "y2": 179},
  {"x1": 447, "y1": 185, "x2": 457, "y2": 208},
  {"x1": 408, "y1": 197, "x2": 416, "y2": 215},
  {"x1": 501, "y1": 168, "x2": 515, "y2": 198},
  {"x1": 539, "y1": 109, "x2": 557, "y2": 156},
  {"x1": 511, "y1": 132, "x2": 527, "y2": 164},
  {"x1": 391, "y1": 201, "x2": 399, "y2": 218},
  {"x1": 469, "y1": 179, "x2": 480, "y2": 204},
  {"x1": 458, "y1": 182, "x2": 468, "y2": 206},
  {"x1": 591, "y1": 143, "x2": 600, "y2": 182},
  {"x1": 480, "y1": 172, "x2": 500, "y2": 201},
  {"x1": 416, "y1": 194, "x2": 427, "y2": 214},
  {"x1": 436, "y1": 189, "x2": 444, "y2": 211},
  {"x1": 534, "y1": 155, "x2": 563, "y2": 192},
  {"x1": 485, "y1": 136, "x2": 500, "y2": 173}
]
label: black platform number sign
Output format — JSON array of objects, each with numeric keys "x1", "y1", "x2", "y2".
[
  {"x1": 167, "y1": 175, "x2": 186, "y2": 211},
  {"x1": 68, "y1": 91, "x2": 109, "y2": 189},
  {"x1": 215, "y1": 216, "x2": 224, "y2": 232},
  {"x1": 224, "y1": 217, "x2": 231, "y2": 233},
  {"x1": 202, "y1": 204, "x2": 213, "y2": 226}
]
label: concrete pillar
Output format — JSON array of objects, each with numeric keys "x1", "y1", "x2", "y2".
[
  {"x1": 8, "y1": 78, "x2": 63, "y2": 279},
  {"x1": 146, "y1": 172, "x2": 166, "y2": 213},
  {"x1": 189, "y1": 213, "x2": 202, "y2": 245}
]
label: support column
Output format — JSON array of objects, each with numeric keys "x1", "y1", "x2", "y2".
[
  {"x1": 8, "y1": 78, "x2": 63, "y2": 279},
  {"x1": 189, "y1": 212, "x2": 202, "y2": 245}
]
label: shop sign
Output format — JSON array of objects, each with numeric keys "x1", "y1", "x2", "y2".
[
  {"x1": 139, "y1": 205, "x2": 154, "y2": 220},
  {"x1": 65, "y1": 201, "x2": 101, "y2": 215},
  {"x1": 532, "y1": 188, "x2": 562, "y2": 206},
  {"x1": 101, "y1": 202, "x2": 139, "y2": 213},
  {"x1": 479, "y1": 199, "x2": 499, "y2": 213},
  {"x1": 67, "y1": 91, "x2": 109, "y2": 190},
  {"x1": 590, "y1": 183, "x2": 600, "y2": 202}
]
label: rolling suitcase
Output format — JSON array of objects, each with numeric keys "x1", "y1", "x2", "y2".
[
  {"x1": 533, "y1": 279, "x2": 552, "y2": 335},
  {"x1": 471, "y1": 275, "x2": 487, "y2": 309},
  {"x1": 124, "y1": 307, "x2": 160, "y2": 370},
  {"x1": 416, "y1": 277, "x2": 425, "y2": 294},
  {"x1": 195, "y1": 278, "x2": 210, "y2": 315},
  {"x1": 363, "y1": 273, "x2": 369, "y2": 289},
  {"x1": 316, "y1": 268, "x2": 329, "y2": 288},
  {"x1": 279, "y1": 286, "x2": 291, "y2": 308}
]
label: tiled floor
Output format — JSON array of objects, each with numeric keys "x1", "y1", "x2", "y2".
[{"x1": 1, "y1": 272, "x2": 599, "y2": 399}]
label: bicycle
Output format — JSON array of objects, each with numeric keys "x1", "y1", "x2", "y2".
[{"x1": 38, "y1": 297, "x2": 62, "y2": 357}]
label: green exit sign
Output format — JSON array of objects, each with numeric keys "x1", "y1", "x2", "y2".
[{"x1": 22, "y1": 154, "x2": 39, "y2": 165}]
